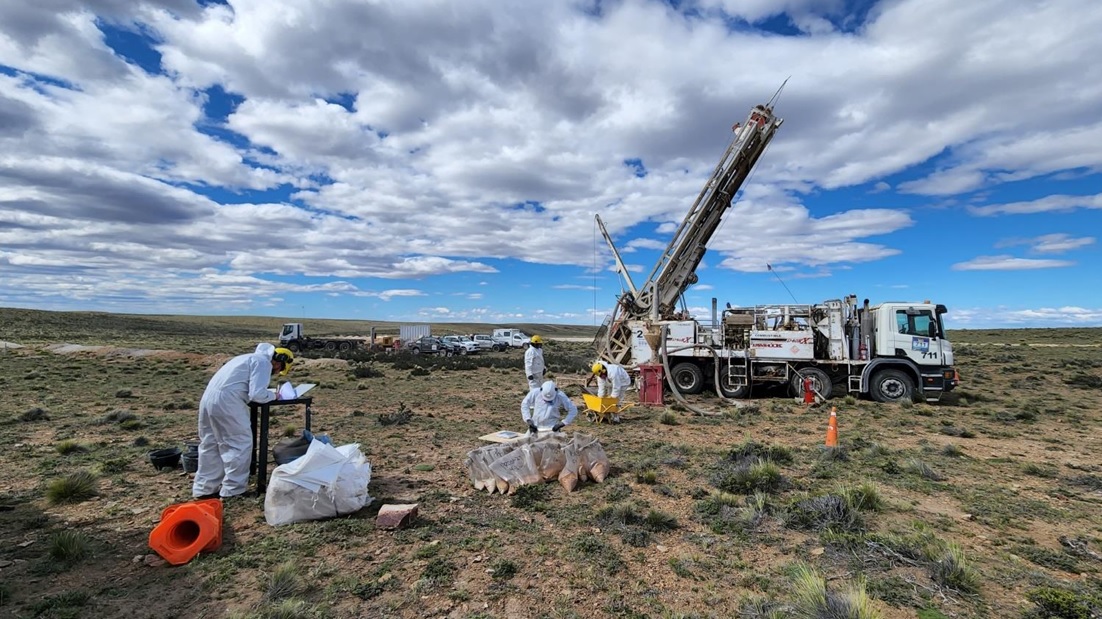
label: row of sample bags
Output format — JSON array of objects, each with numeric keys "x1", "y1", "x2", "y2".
[{"x1": 464, "y1": 432, "x2": 610, "y2": 494}]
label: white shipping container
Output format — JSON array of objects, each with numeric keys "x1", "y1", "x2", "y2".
[{"x1": 399, "y1": 325, "x2": 431, "y2": 344}]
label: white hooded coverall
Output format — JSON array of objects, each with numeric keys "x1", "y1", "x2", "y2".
[
  {"x1": 521, "y1": 382, "x2": 578, "y2": 429},
  {"x1": 524, "y1": 344, "x2": 545, "y2": 390},
  {"x1": 597, "y1": 363, "x2": 632, "y2": 405},
  {"x1": 192, "y1": 344, "x2": 276, "y2": 498}
]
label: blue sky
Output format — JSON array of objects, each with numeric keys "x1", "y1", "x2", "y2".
[{"x1": 1, "y1": 0, "x2": 1100, "y2": 329}]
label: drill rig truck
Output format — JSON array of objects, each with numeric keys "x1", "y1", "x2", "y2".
[{"x1": 593, "y1": 97, "x2": 959, "y2": 403}]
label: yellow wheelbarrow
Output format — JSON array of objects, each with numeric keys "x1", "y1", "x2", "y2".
[{"x1": 581, "y1": 393, "x2": 634, "y2": 425}]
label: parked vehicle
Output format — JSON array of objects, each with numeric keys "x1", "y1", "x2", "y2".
[
  {"x1": 406, "y1": 336, "x2": 453, "y2": 356},
  {"x1": 279, "y1": 323, "x2": 370, "y2": 353},
  {"x1": 441, "y1": 335, "x2": 479, "y2": 355},
  {"x1": 492, "y1": 328, "x2": 531, "y2": 349},
  {"x1": 592, "y1": 99, "x2": 958, "y2": 403},
  {"x1": 472, "y1": 334, "x2": 506, "y2": 352}
]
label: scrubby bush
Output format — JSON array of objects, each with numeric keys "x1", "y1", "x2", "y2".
[{"x1": 46, "y1": 471, "x2": 99, "y2": 505}]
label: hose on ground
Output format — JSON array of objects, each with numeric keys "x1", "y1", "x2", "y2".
[{"x1": 658, "y1": 324, "x2": 743, "y2": 417}]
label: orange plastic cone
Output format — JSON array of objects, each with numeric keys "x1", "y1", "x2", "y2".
[
  {"x1": 148, "y1": 498, "x2": 223, "y2": 565},
  {"x1": 825, "y1": 407, "x2": 838, "y2": 448}
]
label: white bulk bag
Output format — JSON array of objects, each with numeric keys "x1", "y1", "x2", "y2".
[{"x1": 264, "y1": 440, "x2": 372, "y2": 526}]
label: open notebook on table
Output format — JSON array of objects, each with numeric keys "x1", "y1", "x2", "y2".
[{"x1": 274, "y1": 382, "x2": 316, "y2": 400}]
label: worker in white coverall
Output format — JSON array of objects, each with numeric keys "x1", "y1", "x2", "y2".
[
  {"x1": 521, "y1": 380, "x2": 578, "y2": 434},
  {"x1": 192, "y1": 343, "x2": 295, "y2": 499},
  {"x1": 591, "y1": 361, "x2": 631, "y2": 423},
  {"x1": 524, "y1": 335, "x2": 546, "y2": 390}
]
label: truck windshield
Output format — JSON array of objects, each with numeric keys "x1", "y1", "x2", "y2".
[
  {"x1": 896, "y1": 310, "x2": 937, "y2": 338},
  {"x1": 281, "y1": 325, "x2": 295, "y2": 336}
]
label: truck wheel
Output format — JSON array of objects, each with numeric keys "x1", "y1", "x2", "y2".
[
  {"x1": 495, "y1": 344, "x2": 505, "y2": 352},
  {"x1": 339, "y1": 341, "x2": 352, "y2": 352},
  {"x1": 324, "y1": 342, "x2": 336, "y2": 351},
  {"x1": 459, "y1": 347, "x2": 468, "y2": 355},
  {"x1": 791, "y1": 367, "x2": 832, "y2": 400},
  {"x1": 717, "y1": 363, "x2": 750, "y2": 399},
  {"x1": 411, "y1": 347, "x2": 421, "y2": 356},
  {"x1": 670, "y1": 362, "x2": 704, "y2": 395},
  {"x1": 870, "y1": 369, "x2": 914, "y2": 403},
  {"x1": 286, "y1": 342, "x2": 300, "y2": 353}
]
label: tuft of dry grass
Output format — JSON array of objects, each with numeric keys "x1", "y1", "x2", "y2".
[{"x1": 45, "y1": 471, "x2": 99, "y2": 505}]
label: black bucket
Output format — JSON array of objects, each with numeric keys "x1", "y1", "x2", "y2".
[
  {"x1": 272, "y1": 435, "x2": 310, "y2": 465},
  {"x1": 181, "y1": 451, "x2": 199, "y2": 473},
  {"x1": 149, "y1": 447, "x2": 181, "y2": 469}
]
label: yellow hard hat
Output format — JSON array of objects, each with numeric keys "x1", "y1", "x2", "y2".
[
  {"x1": 530, "y1": 335, "x2": 544, "y2": 344},
  {"x1": 591, "y1": 362, "x2": 605, "y2": 375},
  {"x1": 273, "y1": 347, "x2": 295, "y2": 376}
]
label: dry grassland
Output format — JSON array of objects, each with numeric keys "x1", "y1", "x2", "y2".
[{"x1": 1, "y1": 310, "x2": 1101, "y2": 619}]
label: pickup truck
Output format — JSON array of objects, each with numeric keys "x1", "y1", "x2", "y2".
[
  {"x1": 441, "y1": 335, "x2": 479, "y2": 355},
  {"x1": 406, "y1": 336, "x2": 458, "y2": 356},
  {"x1": 472, "y1": 334, "x2": 506, "y2": 352}
]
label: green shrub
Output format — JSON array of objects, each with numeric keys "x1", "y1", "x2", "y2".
[
  {"x1": 659, "y1": 412, "x2": 679, "y2": 425},
  {"x1": 46, "y1": 471, "x2": 99, "y2": 505},
  {"x1": 264, "y1": 561, "x2": 303, "y2": 602},
  {"x1": 790, "y1": 563, "x2": 881, "y2": 619},
  {"x1": 1025, "y1": 587, "x2": 1093, "y2": 619},
  {"x1": 837, "y1": 481, "x2": 884, "y2": 512},
  {"x1": 48, "y1": 530, "x2": 92, "y2": 563},
  {"x1": 785, "y1": 494, "x2": 863, "y2": 533},
  {"x1": 490, "y1": 559, "x2": 518, "y2": 581},
  {"x1": 19, "y1": 407, "x2": 49, "y2": 422},
  {"x1": 55, "y1": 440, "x2": 87, "y2": 455},
  {"x1": 930, "y1": 543, "x2": 979, "y2": 593},
  {"x1": 712, "y1": 458, "x2": 787, "y2": 494}
]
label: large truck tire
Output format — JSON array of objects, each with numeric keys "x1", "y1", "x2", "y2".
[
  {"x1": 791, "y1": 367, "x2": 832, "y2": 400},
  {"x1": 286, "y1": 342, "x2": 301, "y2": 353},
  {"x1": 339, "y1": 341, "x2": 353, "y2": 352},
  {"x1": 716, "y1": 362, "x2": 750, "y2": 398},
  {"x1": 869, "y1": 368, "x2": 914, "y2": 403},
  {"x1": 324, "y1": 341, "x2": 336, "y2": 351},
  {"x1": 670, "y1": 362, "x2": 705, "y2": 395}
]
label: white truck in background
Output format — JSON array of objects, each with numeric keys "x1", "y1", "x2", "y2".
[
  {"x1": 493, "y1": 328, "x2": 531, "y2": 349},
  {"x1": 278, "y1": 323, "x2": 371, "y2": 353}
]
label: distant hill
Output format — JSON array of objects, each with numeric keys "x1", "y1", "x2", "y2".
[{"x1": 0, "y1": 307, "x2": 599, "y2": 349}]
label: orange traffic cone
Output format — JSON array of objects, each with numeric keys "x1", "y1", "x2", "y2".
[
  {"x1": 148, "y1": 498, "x2": 223, "y2": 565},
  {"x1": 825, "y1": 407, "x2": 838, "y2": 448}
]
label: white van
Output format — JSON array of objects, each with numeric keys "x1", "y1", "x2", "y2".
[{"x1": 492, "y1": 328, "x2": 531, "y2": 349}]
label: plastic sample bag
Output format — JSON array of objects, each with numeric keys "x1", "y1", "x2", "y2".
[{"x1": 264, "y1": 440, "x2": 372, "y2": 526}]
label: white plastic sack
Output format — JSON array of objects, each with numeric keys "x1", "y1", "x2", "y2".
[{"x1": 264, "y1": 440, "x2": 373, "y2": 526}]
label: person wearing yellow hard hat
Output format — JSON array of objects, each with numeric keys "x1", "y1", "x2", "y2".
[
  {"x1": 590, "y1": 361, "x2": 631, "y2": 423},
  {"x1": 523, "y1": 335, "x2": 546, "y2": 390},
  {"x1": 192, "y1": 343, "x2": 294, "y2": 500}
]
